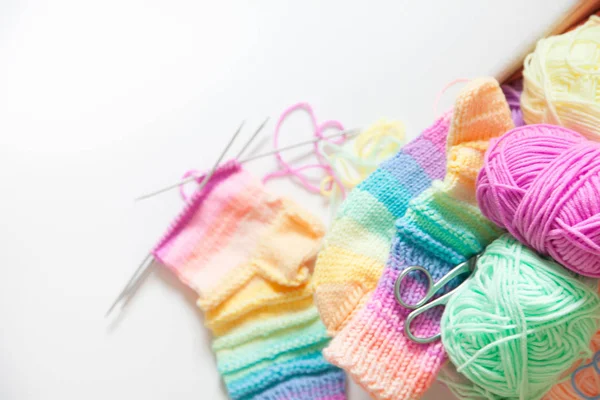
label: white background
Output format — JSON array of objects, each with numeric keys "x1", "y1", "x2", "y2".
[{"x1": 0, "y1": 1, "x2": 575, "y2": 399}]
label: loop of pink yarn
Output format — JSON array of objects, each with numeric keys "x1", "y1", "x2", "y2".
[
  {"x1": 179, "y1": 169, "x2": 201, "y2": 202},
  {"x1": 477, "y1": 124, "x2": 600, "y2": 277},
  {"x1": 178, "y1": 160, "x2": 241, "y2": 202},
  {"x1": 262, "y1": 102, "x2": 346, "y2": 196}
]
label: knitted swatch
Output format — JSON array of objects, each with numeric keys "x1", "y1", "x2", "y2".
[
  {"x1": 313, "y1": 114, "x2": 450, "y2": 335},
  {"x1": 153, "y1": 161, "x2": 347, "y2": 400},
  {"x1": 323, "y1": 78, "x2": 514, "y2": 400}
]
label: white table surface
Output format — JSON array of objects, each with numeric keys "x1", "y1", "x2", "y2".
[{"x1": 0, "y1": 1, "x2": 576, "y2": 399}]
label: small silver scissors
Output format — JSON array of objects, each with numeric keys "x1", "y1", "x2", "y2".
[{"x1": 394, "y1": 256, "x2": 478, "y2": 344}]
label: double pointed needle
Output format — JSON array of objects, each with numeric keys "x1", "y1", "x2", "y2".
[{"x1": 107, "y1": 121, "x2": 360, "y2": 317}]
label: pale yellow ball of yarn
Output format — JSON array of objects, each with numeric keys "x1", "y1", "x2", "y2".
[{"x1": 522, "y1": 16, "x2": 600, "y2": 141}]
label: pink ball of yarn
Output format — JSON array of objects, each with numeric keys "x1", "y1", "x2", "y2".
[{"x1": 477, "y1": 124, "x2": 600, "y2": 277}]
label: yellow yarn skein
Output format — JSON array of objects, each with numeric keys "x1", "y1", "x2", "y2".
[{"x1": 522, "y1": 15, "x2": 600, "y2": 141}]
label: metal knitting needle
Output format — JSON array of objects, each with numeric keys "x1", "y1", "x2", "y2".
[
  {"x1": 105, "y1": 253, "x2": 153, "y2": 318},
  {"x1": 235, "y1": 117, "x2": 269, "y2": 159},
  {"x1": 135, "y1": 120, "x2": 247, "y2": 202},
  {"x1": 106, "y1": 125, "x2": 361, "y2": 317},
  {"x1": 106, "y1": 120, "x2": 267, "y2": 318},
  {"x1": 240, "y1": 128, "x2": 360, "y2": 163},
  {"x1": 136, "y1": 128, "x2": 361, "y2": 201}
]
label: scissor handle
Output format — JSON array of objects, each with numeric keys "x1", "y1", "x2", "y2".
[
  {"x1": 394, "y1": 265, "x2": 435, "y2": 310},
  {"x1": 396, "y1": 257, "x2": 479, "y2": 344},
  {"x1": 404, "y1": 291, "x2": 456, "y2": 343}
]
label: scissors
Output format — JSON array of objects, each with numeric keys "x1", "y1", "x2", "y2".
[{"x1": 394, "y1": 256, "x2": 478, "y2": 344}]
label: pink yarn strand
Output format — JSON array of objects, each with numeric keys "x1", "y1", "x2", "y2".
[
  {"x1": 263, "y1": 102, "x2": 347, "y2": 196},
  {"x1": 179, "y1": 169, "x2": 201, "y2": 202}
]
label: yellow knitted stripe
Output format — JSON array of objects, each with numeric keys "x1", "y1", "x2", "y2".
[
  {"x1": 204, "y1": 278, "x2": 314, "y2": 335},
  {"x1": 324, "y1": 216, "x2": 391, "y2": 264},
  {"x1": 207, "y1": 293, "x2": 316, "y2": 337},
  {"x1": 313, "y1": 245, "x2": 384, "y2": 334}
]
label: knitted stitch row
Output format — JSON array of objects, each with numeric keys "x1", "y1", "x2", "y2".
[
  {"x1": 153, "y1": 161, "x2": 346, "y2": 400},
  {"x1": 313, "y1": 113, "x2": 449, "y2": 335},
  {"x1": 323, "y1": 78, "x2": 517, "y2": 399}
]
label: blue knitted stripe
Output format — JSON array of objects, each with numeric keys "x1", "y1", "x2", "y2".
[
  {"x1": 381, "y1": 150, "x2": 435, "y2": 194},
  {"x1": 252, "y1": 369, "x2": 347, "y2": 400},
  {"x1": 358, "y1": 168, "x2": 413, "y2": 218},
  {"x1": 227, "y1": 352, "x2": 339, "y2": 400}
]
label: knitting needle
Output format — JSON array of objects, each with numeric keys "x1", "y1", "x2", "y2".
[
  {"x1": 239, "y1": 128, "x2": 360, "y2": 163},
  {"x1": 135, "y1": 120, "x2": 247, "y2": 202},
  {"x1": 136, "y1": 128, "x2": 360, "y2": 201},
  {"x1": 106, "y1": 120, "x2": 267, "y2": 318},
  {"x1": 236, "y1": 117, "x2": 269, "y2": 159},
  {"x1": 105, "y1": 253, "x2": 153, "y2": 318},
  {"x1": 106, "y1": 126, "x2": 361, "y2": 317}
]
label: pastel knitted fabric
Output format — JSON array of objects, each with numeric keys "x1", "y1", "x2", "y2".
[
  {"x1": 153, "y1": 161, "x2": 346, "y2": 400},
  {"x1": 323, "y1": 78, "x2": 514, "y2": 400},
  {"x1": 312, "y1": 79, "x2": 525, "y2": 337},
  {"x1": 313, "y1": 114, "x2": 450, "y2": 335}
]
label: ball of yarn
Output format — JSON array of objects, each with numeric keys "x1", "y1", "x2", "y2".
[
  {"x1": 440, "y1": 234, "x2": 600, "y2": 400},
  {"x1": 477, "y1": 124, "x2": 600, "y2": 277},
  {"x1": 521, "y1": 16, "x2": 600, "y2": 141},
  {"x1": 440, "y1": 334, "x2": 600, "y2": 400}
]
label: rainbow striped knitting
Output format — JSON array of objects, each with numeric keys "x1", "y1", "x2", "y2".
[
  {"x1": 313, "y1": 113, "x2": 450, "y2": 335},
  {"x1": 323, "y1": 78, "x2": 515, "y2": 400},
  {"x1": 153, "y1": 160, "x2": 346, "y2": 400},
  {"x1": 313, "y1": 79, "x2": 525, "y2": 337}
]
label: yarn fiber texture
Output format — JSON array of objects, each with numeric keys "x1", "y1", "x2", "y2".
[
  {"x1": 441, "y1": 234, "x2": 600, "y2": 400},
  {"x1": 477, "y1": 124, "x2": 600, "y2": 277},
  {"x1": 312, "y1": 79, "x2": 524, "y2": 338},
  {"x1": 521, "y1": 15, "x2": 600, "y2": 141},
  {"x1": 318, "y1": 119, "x2": 405, "y2": 223},
  {"x1": 153, "y1": 162, "x2": 347, "y2": 400},
  {"x1": 322, "y1": 77, "x2": 514, "y2": 400},
  {"x1": 313, "y1": 114, "x2": 449, "y2": 335},
  {"x1": 440, "y1": 296, "x2": 600, "y2": 400}
]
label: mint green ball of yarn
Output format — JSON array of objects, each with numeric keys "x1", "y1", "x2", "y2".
[{"x1": 440, "y1": 234, "x2": 600, "y2": 400}]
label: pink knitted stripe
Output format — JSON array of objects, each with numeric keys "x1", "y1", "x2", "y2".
[
  {"x1": 324, "y1": 313, "x2": 445, "y2": 399},
  {"x1": 154, "y1": 167, "x2": 250, "y2": 262},
  {"x1": 402, "y1": 111, "x2": 451, "y2": 179},
  {"x1": 323, "y1": 269, "x2": 446, "y2": 399},
  {"x1": 181, "y1": 185, "x2": 272, "y2": 296},
  {"x1": 154, "y1": 169, "x2": 265, "y2": 292}
]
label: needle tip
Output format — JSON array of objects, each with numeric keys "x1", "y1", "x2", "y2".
[{"x1": 105, "y1": 303, "x2": 118, "y2": 319}]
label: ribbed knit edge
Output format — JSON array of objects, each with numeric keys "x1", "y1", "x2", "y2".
[
  {"x1": 312, "y1": 113, "x2": 451, "y2": 336},
  {"x1": 324, "y1": 187, "x2": 501, "y2": 400},
  {"x1": 323, "y1": 251, "x2": 446, "y2": 400}
]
